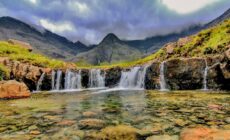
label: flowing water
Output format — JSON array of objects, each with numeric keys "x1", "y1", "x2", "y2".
[
  {"x1": 55, "y1": 70, "x2": 62, "y2": 90},
  {"x1": 118, "y1": 65, "x2": 149, "y2": 89},
  {"x1": 89, "y1": 69, "x2": 105, "y2": 88},
  {"x1": 0, "y1": 90, "x2": 229, "y2": 139},
  {"x1": 159, "y1": 61, "x2": 168, "y2": 91},
  {"x1": 64, "y1": 70, "x2": 82, "y2": 90},
  {"x1": 36, "y1": 72, "x2": 45, "y2": 91},
  {"x1": 203, "y1": 59, "x2": 209, "y2": 90}
]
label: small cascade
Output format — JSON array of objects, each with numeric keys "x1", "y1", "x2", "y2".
[
  {"x1": 89, "y1": 69, "x2": 105, "y2": 88},
  {"x1": 118, "y1": 65, "x2": 149, "y2": 89},
  {"x1": 159, "y1": 61, "x2": 168, "y2": 91},
  {"x1": 36, "y1": 72, "x2": 45, "y2": 91},
  {"x1": 55, "y1": 70, "x2": 62, "y2": 90},
  {"x1": 51, "y1": 70, "x2": 56, "y2": 90},
  {"x1": 203, "y1": 59, "x2": 208, "y2": 90},
  {"x1": 64, "y1": 70, "x2": 82, "y2": 90}
]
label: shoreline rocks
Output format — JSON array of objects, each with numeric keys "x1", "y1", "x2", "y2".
[{"x1": 0, "y1": 80, "x2": 31, "y2": 99}]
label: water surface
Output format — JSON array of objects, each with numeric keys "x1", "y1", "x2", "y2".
[{"x1": 0, "y1": 90, "x2": 229, "y2": 139}]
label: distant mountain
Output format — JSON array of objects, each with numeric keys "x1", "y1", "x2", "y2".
[
  {"x1": 124, "y1": 25, "x2": 202, "y2": 53},
  {"x1": 205, "y1": 8, "x2": 230, "y2": 28},
  {"x1": 73, "y1": 33, "x2": 142, "y2": 65},
  {"x1": 0, "y1": 16, "x2": 90, "y2": 60}
]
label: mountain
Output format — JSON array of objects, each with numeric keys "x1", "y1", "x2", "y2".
[
  {"x1": 125, "y1": 25, "x2": 202, "y2": 53},
  {"x1": 73, "y1": 33, "x2": 142, "y2": 65},
  {"x1": 205, "y1": 8, "x2": 230, "y2": 28},
  {"x1": 0, "y1": 16, "x2": 90, "y2": 60}
]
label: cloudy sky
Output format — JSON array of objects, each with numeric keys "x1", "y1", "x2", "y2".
[{"x1": 0, "y1": 0, "x2": 229, "y2": 44}]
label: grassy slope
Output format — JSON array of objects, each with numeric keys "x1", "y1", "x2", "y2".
[
  {"x1": 0, "y1": 41, "x2": 65, "y2": 68},
  {"x1": 78, "y1": 19, "x2": 230, "y2": 69}
]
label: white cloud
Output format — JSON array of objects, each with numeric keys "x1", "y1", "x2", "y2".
[
  {"x1": 39, "y1": 19, "x2": 76, "y2": 33},
  {"x1": 161, "y1": 0, "x2": 220, "y2": 14},
  {"x1": 27, "y1": 0, "x2": 38, "y2": 5},
  {"x1": 68, "y1": 1, "x2": 90, "y2": 14}
]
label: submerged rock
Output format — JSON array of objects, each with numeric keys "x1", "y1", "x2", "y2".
[
  {"x1": 180, "y1": 127, "x2": 230, "y2": 140},
  {"x1": 0, "y1": 80, "x2": 31, "y2": 99},
  {"x1": 79, "y1": 119, "x2": 105, "y2": 129}
]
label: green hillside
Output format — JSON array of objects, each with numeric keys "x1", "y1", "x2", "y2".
[{"x1": 0, "y1": 41, "x2": 65, "y2": 68}]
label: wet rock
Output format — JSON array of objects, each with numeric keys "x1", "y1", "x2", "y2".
[
  {"x1": 225, "y1": 46, "x2": 230, "y2": 60},
  {"x1": 29, "y1": 130, "x2": 41, "y2": 135},
  {"x1": 164, "y1": 58, "x2": 205, "y2": 90},
  {"x1": 174, "y1": 119, "x2": 188, "y2": 127},
  {"x1": 207, "y1": 63, "x2": 230, "y2": 90},
  {"x1": 79, "y1": 119, "x2": 105, "y2": 129},
  {"x1": 89, "y1": 125, "x2": 138, "y2": 140},
  {"x1": 0, "y1": 80, "x2": 31, "y2": 99},
  {"x1": 224, "y1": 117, "x2": 230, "y2": 123},
  {"x1": 146, "y1": 135, "x2": 179, "y2": 140},
  {"x1": 57, "y1": 120, "x2": 76, "y2": 126},
  {"x1": 82, "y1": 111, "x2": 97, "y2": 118},
  {"x1": 105, "y1": 67, "x2": 122, "y2": 87},
  {"x1": 145, "y1": 62, "x2": 160, "y2": 89},
  {"x1": 81, "y1": 69, "x2": 89, "y2": 88},
  {"x1": 180, "y1": 127, "x2": 230, "y2": 140},
  {"x1": 220, "y1": 62, "x2": 230, "y2": 79}
]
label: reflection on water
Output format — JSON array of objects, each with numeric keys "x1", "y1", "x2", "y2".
[{"x1": 0, "y1": 90, "x2": 229, "y2": 139}]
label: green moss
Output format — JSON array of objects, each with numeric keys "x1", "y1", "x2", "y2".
[
  {"x1": 0, "y1": 41, "x2": 66, "y2": 68},
  {"x1": 0, "y1": 64, "x2": 9, "y2": 80}
]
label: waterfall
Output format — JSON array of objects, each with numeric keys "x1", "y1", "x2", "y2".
[
  {"x1": 36, "y1": 72, "x2": 45, "y2": 91},
  {"x1": 89, "y1": 69, "x2": 105, "y2": 88},
  {"x1": 64, "y1": 70, "x2": 82, "y2": 90},
  {"x1": 55, "y1": 70, "x2": 62, "y2": 90},
  {"x1": 203, "y1": 59, "x2": 208, "y2": 90},
  {"x1": 118, "y1": 65, "x2": 149, "y2": 89},
  {"x1": 51, "y1": 70, "x2": 56, "y2": 90},
  {"x1": 159, "y1": 61, "x2": 168, "y2": 91}
]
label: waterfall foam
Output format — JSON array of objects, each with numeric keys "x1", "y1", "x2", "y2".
[
  {"x1": 89, "y1": 69, "x2": 105, "y2": 88},
  {"x1": 55, "y1": 70, "x2": 62, "y2": 90},
  {"x1": 64, "y1": 70, "x2": 82, "y2": 90},
  {"x1": 118, "y1": 65, "x2": 149, "y2": 89},
  {"x1": 202, "y1": 59, "x2": 208, "y2": 90},
  {"x1": 51, "y1": 70, "x2": 56, "y2": 90},
  {"x1": 36, "y1": 72, "x2": 45, "y2": 91},
  {"x1": 159, "y1": 61, "x2": 168, "y2": 91}
]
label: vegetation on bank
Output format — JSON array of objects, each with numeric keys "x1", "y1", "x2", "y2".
[
  {"x1": 77, "y1": 19, "x2": 230, "y2": 69},
  {"x1": 0, "y1": 64, "x2": 9, "y2": 80},
  {"x1": 0, "y1": 41, "x2": 65, "y2": 68}
]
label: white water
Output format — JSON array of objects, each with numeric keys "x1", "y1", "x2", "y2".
[
  {"x1": 118, "y1": 65, "x2": 149, "y2": 89},
  {"x1": 36, "y1": 72, "x2": 45, "y2": 91},
  {"x1": 51, "y1": 70, "x2": 56, "y2": 90},
  {"x1": 64, "y1": 70, "x2": 82, "y2": 90},
  {"x1": 89, "y1": 69, "x2": 105, "y2": 88},
  {"x1": 55, "y1": 70, "x2": 62, "y2": 90},
  {"x1": 159, "y1": 61, "x2": 168, "y2": 91},
  {"x1": 203, "y1": 59, "x2": 208, "y2": 90}
]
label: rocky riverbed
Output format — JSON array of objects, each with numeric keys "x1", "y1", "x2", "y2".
[{"x1": 0, "y1": 90, "x2": 229, "y2": 140}]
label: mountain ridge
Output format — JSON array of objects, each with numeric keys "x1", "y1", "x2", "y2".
[{"x1": 0, "y1": 16, "x2": 91, "y2": 60}]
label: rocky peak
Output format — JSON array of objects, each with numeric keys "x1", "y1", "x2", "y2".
[{"x1": 100, "y1": 33, "x2": 121, "y2": 45}]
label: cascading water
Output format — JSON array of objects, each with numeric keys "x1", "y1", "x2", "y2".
[
  {"x1": 51, "y1": 70, "x2": 56, "y2": 90},
  {"x1": 55, "y1": 70, "x2": 62, "y2": 90},
  {"x1": 118, "y1": 65, "x2": 149, "y2": 89},
  {"x1": 159, "y1": 61, "x2": 168, "y2": 91},
  {"x1": 203, "y1": 59, "x2": 208, "y2": 90},
  {"x1": 36, "y1": 72, "x2": 45, "y2": 91},
  {"x1": 64, "y1": 70, "x2": 82, "y2": 90},
  {"x1": 89, "y1": 69, "x2": 105, "y2": 88}
]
